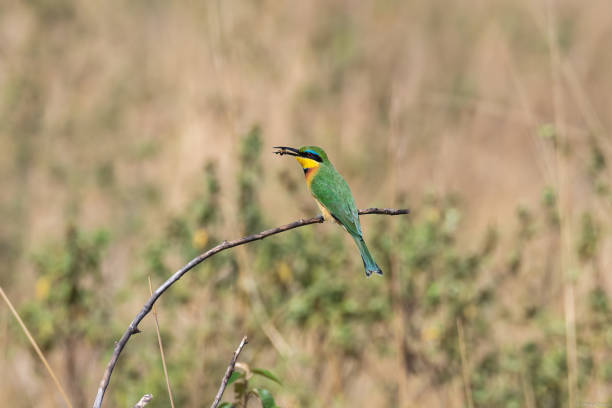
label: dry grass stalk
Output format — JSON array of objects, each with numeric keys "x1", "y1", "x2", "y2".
[
  {"x1": 148, "y1": 276, "x2": 176, "y2": 408},
  {"x1": 456, "y1": 319, "x2": 474, "y2": 408},
  {"x1": 0, "y1": 286, "x2": 73, "y2": 408},
  {"x1": 545, "y1": 0, "x2": 578, "y2": 406}
]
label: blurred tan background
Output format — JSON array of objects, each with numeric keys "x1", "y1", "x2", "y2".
[{"x1": 1, "y1": 0, "x2": 611, "y2": 407}]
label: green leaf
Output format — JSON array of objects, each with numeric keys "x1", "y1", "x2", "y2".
[
  {"x1": 252, "y1": 368, "x2": 282, "y2": 385},
  {"x1": 256, "y1": 388, "x2": 277, "y2": 408},
  {"x1": 218, "y1": 403, "x2": 234, "y2": 408},
  {"x1": 227, "y1": 370, "x2": 244, "y2": 386}
]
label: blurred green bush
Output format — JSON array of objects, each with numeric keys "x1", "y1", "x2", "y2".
[{"x1": 25, "y1": 127, "x2": 600, "y2": 407}]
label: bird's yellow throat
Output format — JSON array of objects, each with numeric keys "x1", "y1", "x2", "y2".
[{"x1": 295, "y1": 157, "x2": 320, "y2": 186}]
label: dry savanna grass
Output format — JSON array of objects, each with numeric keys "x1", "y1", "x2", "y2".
[{"x1": 1, "y1": 0, "x2": 611, "y2": 407}]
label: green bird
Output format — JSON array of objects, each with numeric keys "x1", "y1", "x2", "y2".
[{"x1": 274, "y1": 145, "x2": 382, "y2": 277}]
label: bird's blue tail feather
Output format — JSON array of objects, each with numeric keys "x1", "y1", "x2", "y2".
[{"x1": 353, "y1": 234, "x2": 382, "y2": 277}]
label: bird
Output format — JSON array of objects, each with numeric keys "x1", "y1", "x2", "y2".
[{"x1": 274, "y1": 145, "x2": 382, "y2": 277}]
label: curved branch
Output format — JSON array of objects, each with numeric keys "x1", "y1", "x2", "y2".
[{"x1": 92, "y1": 208, "x2": 409, "y2": 408}]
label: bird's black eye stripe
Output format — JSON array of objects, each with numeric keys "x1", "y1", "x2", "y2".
[{"x1": 304, "y1": 152, "x2": 323, "y2": 162}]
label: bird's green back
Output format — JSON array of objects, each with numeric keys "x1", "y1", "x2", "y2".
[{"x1": 309, "y1": 162, "x2": 363, "y2": 237}]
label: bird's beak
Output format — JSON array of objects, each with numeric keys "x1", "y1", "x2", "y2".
[{"x1": 273, "y1": 146, "x2": 301, "y2": 157}]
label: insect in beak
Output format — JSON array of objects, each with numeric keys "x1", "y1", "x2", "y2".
[{"x1": 273, "y1": 146, "x2": 301, "y2": 157}]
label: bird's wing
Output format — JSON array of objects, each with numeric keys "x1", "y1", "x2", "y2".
[{"x1": 310, "y1": 165, "x2": 362, "y2": 237}]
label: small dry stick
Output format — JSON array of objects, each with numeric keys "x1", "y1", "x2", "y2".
[
  {"x1": 0, "y1": 286, "x2": 73, "y2": 408},
  {"x1": 457, "y1": 319, "x2": 474, "y2": 408},
  {"x1": 132, "y1": 394, "x2": 153, "y2": 408},
  {"x1": 211, "y1": 336, "x2": 248, "y2": 408},
  {"x1": 148, "y1": 277, "x2": 175, "y2": 408},
  {"x1": 92, "y1": 208, "x2": 409, "y2": 408}
]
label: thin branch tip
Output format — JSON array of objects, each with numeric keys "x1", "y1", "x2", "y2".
[
  {"x1": 210, "y1": 335, "x2": 249, "y2": 408},
  {"x1": 133, "y1": 394, "x2": 153, "y2": 408}
]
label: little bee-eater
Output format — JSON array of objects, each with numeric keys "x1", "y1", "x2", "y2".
[{"x1": 274, "y1": 146, "x2": 382, "y2": 277}]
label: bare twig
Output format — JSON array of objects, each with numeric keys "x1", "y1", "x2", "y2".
[
  {"x1": 132, "y1": 394, "x2": 153, "y2": 408},
  {"x1": 0, "y1": 286, "x2": 73, "y2": 408},
  {"x1": 210, "y1": 336, "x2": 248, "y2": 408},
  {"x1": 148, "y1": 277, "x2": 175, "y2": 408},
  {"x1": 92, "y1": 208, "x2": 409, "y2": 408}
]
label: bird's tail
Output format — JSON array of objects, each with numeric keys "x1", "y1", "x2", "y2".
[{"x1": 352, "y1": 234, "x2": 383, "y2": 277}]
